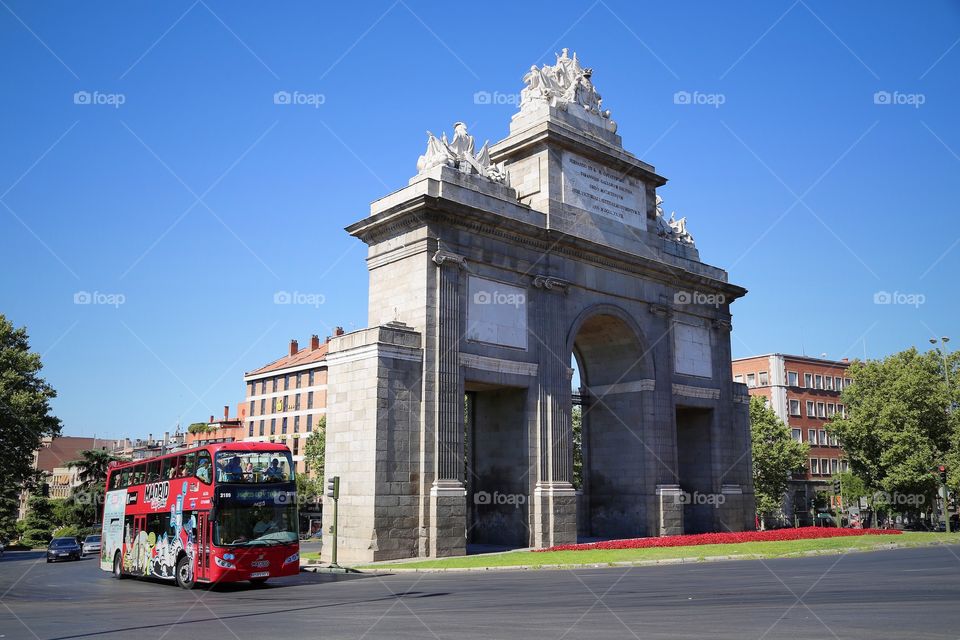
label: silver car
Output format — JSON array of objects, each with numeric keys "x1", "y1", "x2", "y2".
[{"x1": 81, "y1": 534, "x2": 101, "y2": 557}]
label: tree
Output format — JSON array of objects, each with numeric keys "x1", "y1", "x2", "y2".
[
  {"x1": 828, "y1": 349, "x2": 957, "y2": 526},
  {"x1": 750, "y1": 396, "x2": 809, "y2": 527},
  {"x1": 0, "y1": 315, "x2": 62, "y2": 498},
  {"x1": 187, "y1": 422, "x2": 212, "y2": 434},
  {"x1": 0, "y1": 485, "x2": 19, "y2": 542},
  {"x1": 21, "y1": 495, "x2": 55, "y2": 547},
  {"x1": 304, "y1": 416, "x2": 326, "y2": 481},
  {"x1": 66, "y1": 448, "x2": 120, "y2": 525},
  {"x1": 572, "y1": 405, "x2": 583, "y2": 489}
]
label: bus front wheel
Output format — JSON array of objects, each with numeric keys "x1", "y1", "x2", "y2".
[
  {"x1": 112, "y1": 552, "x2": 124, "y2": 579},
  {"x1": 175, "y1": 556, "x2": 195, "y2": 589}
]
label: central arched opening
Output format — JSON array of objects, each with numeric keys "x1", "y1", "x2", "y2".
[{"x1": 570, "y1": 310, "x2": 652, "y2": 540}]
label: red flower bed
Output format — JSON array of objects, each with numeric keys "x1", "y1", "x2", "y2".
[{"x1": 536, "y1": 528, "x2": 901, "y2": 552}]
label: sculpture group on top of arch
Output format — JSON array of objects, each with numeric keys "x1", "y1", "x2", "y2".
[{"x1": 520, "y1": 48, "x2": 617, "y2": 133}]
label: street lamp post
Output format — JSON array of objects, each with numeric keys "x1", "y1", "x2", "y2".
[{"x1": 930, "y1": 336, "x2": 952, "y2": 534}]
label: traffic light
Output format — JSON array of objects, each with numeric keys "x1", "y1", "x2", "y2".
[
  {"x1": 832, "y1": 478, "x2": 841, "y2": 494},
  {"x1": 939, "y1": 465, "x2": 948, "y2": 484},
  {"x1": 326, "y1": 475, "x2": 340, "y2": 500}
]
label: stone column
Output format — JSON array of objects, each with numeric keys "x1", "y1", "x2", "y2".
[
  {"x1": 429, "y1": 249, "x2": 467, "y2": 557},
  {"x1": 532, "y1": 275, "x2": 577, "y2": 548}
]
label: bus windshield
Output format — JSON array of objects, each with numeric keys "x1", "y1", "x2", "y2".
[
  {"x1": 214, "y1": 485, "x2": 298, "y2": 547},
  {"x1": 215, "y1": 450, "x2": 294, "y2": 483}
]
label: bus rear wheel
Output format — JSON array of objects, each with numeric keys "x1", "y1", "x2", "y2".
[
  {"x1": 112, "y1": 552, "x2": 124, "y2": 579},
  {"x1": 175, "y1": 556, "x2": 195, "y2": 589}
]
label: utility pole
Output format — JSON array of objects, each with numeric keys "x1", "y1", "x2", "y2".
[{"x1": 931, "y1": 337, "x2": 953, "y2": 533}]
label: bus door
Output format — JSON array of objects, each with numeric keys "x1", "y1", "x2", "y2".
[
  {"x1": 132, "y1": 515, "x2": 147, "y2": 574},
  {"x1": 195, "y1": 512, "x2": 210, "y2": 581}
]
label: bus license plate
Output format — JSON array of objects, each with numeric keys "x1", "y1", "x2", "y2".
[{"x1": 250, "y1": 571, "x2": 269, "y2": 578}]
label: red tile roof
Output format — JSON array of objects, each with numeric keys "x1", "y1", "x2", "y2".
[
  {"x1": 36, "y1": 437, "x2": 105, "y2": 472},
  {"x1": 246, "y1": 342, "x2": 329, "y2": 377}
]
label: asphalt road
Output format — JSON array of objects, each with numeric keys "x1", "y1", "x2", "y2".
[{"x1": 3, "y1": 544, "x2": 960, "y2": 639}]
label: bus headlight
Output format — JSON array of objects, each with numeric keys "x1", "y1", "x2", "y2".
[
  {"x1": 283, "y1": 552, "x2": 299, "y2": 565},
  {"x1": 215, "y1": 557, "x2": 236, "y2": 569}
]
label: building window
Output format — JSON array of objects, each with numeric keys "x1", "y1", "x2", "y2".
[
  {"x1": 835, "y1": 376, "x2": 843, "y2": 390},
  {"x1": 260, "y1": 398, "x2": 266, "y2": 415},
  {"x1": 817, "y1": 402, "x2": 826, "y2": 418},
  {"x1": 841, "y1": 460, "x2": 849, "y2": 472},
  {"x1": 804, "y1": 373, "x2": 813, "y2": 388},
  {"x1": 824, "y1": 376, "x2": 833, "y2": 390},
  {"x1": 270, "y1": 418, "x2": 276, "y2": 435},
  {"x1": 758, "y1": 371, "x2": 769, "y2": 386},
  {"x1": 789, "y1": 399, "x2": 801, "y2": 416},
  {"x1": 806, "y1": 401, "x2": 815, "y2": 417},
  {"x1": 791, "y1": 428, "x2": 802, "y2": 443},
  {"x1": 261, "y1": 380, "x2": 267, "y2": 394},
  {"x1": 307, "y1": 414, "x2": 313, "y2": 432},
  {"x1": 827, "y1": 403, "x2": 836, "y2": 417},
  {"x1": 259, "y1": 420, "x2": 265, "y2": 436},
  {"x1": 746, "y1": 373, "x2": 756, "y2": 387},
  {"x1": 293, "y1": 437, "x2": 300, "y2": 456},
  {"x1": 829, "y1": 434, "x2": 838, "y2": 447},
  {"x1": 309, "y1": 370, "x2": 315, "y2": 386},
  {"x1": 294, "y1": 415, "x2": 300, "y2": 433},
  {"x1": 810, "y1": 458, "x2": 820, "y2": 475},
  {"x1": 272, "y1": 378, "x2": 278, "y2": 393},
  {"x1": 819, "y1": 429, "x2": 827, "y2": 445},
  {"x1": 296, "y1": 372, "x2": 302, "y2": 388},
  {"x1": 248, "y1": 421, "x2": 254, "y2": 437},
  {"x1": 282, "y1": 417, "x2": 288, "y2": 434},
  {"x1": 787, "y1": 371, "x2": 799, "y2": 386},
  {"x1": 814, "y1": 375, "x2": 822, "y2": 389},
  {"x1": 821, "y1": 458, "x2": 829, "y2": 475},
  {"x1": 308, "y1": 391, "x2": 314, "y2": 409},
  {"x1": 838, "y1": 404, "x2": 845, "y2": 417},
  {"x1": 247, "y1": 382, "x2": 254, "y2": 396},
  {"x1": 808, "y1": 429, "x2": 817, "y2": 445},
  {"x1": 248, "y1": 400, "x2": 254, "y2": 417},
  {"x1": 295, "y1": 394, "x2": 301, "y2": 410},
  {"x1": 734, "y1": 374, "x2": 743, "y2": 383}
]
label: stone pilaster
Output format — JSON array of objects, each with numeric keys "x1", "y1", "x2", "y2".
[
  {"x1": 532, "y1": 275, "x2": 577, "y2": 548},
  {"x1": 429, "y1": 249, "x2": 467, "y2": 557}
]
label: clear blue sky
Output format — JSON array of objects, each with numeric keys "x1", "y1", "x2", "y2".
[{"x1": 1, "y1": 1, "x2": 957, "y2": 439}]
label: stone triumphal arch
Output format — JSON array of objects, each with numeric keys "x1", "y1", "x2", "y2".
[{"x1": 321, "y1": 51, "x2": 755, "y2": 564}]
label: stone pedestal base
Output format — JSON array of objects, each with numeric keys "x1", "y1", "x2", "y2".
[
  {"x1": 719, "y1": 484, "x2": 749, "y2": 532},
  {"x1": 532, "y1": 482, "x2": 577, "y2": 548},
  {"x1": 657, "y1": 484, "x2": 684, "y2": 536},
  {"x1": 429, "y1": 480, "x2": 467, "y2": 558}
]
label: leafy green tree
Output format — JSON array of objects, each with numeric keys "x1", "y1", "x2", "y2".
[
  {"x1": 0, "y1": 315, "x2": 62, "y2": 498},
  {"x1": 304, "y1": 416, "x2": 326, "y2": 481},
  {"x1": 572, "y1": 405, "x2": 583, "y2": 490},
  {"x1": 66, "y1": 448, "x2": 120, "y2": 525},
  {"x1": 21, "y1": 495, "x2": 55, "y2": 547},
  {"x1": 828, "y1": 349, "x2": 957, "y2": 526},
  {"x1": 0, "y1": 485, "x2": 20, "y2": 542},
  {"x1": 750, "y1": 396, "x2": 809, "y2": 527},
  {"x1": 187, "y1": 422, "x2": 212, "y2": 434}
]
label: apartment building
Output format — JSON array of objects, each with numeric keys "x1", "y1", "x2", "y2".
[
  {"x1": 242, "y1": 331, "x2": 341, "y2": 475},
  {"x1": 732, "y1": 353, "x2": 852, "y2": 523}
]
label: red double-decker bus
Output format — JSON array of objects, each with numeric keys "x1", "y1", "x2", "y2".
[{"x1": 100, "y1": 442, "x2": 300, "y2": 588}]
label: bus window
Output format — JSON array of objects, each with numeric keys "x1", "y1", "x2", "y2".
[
  {"x1": 182, "y1": 453, "x2": 196, "y2": 478},
  {"x1": 110, "y1": 473, "x2": 120, "y2": 490},
  {"x1": 195, "y1": 450, "x2": 212, "y2": 483},
  {"x1": 120, "y1": 468, "x2": 131, "y2": 488},
  {"x1": 160, "y1": 457, "x2": 174, "y2": 480},
  {"x1": 146, "y1": 460, "x2": 160, "y2": 483},
  {"x1": 132, "y1": 464, "x2": 144, "y2": 485}
]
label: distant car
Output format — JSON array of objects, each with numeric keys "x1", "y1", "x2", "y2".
[
  {"x1": 813, "y1": 513, "x2": 837, "y2": 527},
  {"x1": 81, "y1": 535, "x2": 102, "y2": 557},
  {"x1": 47, "y1": 537, "x2": 81, "y2": 563}
]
